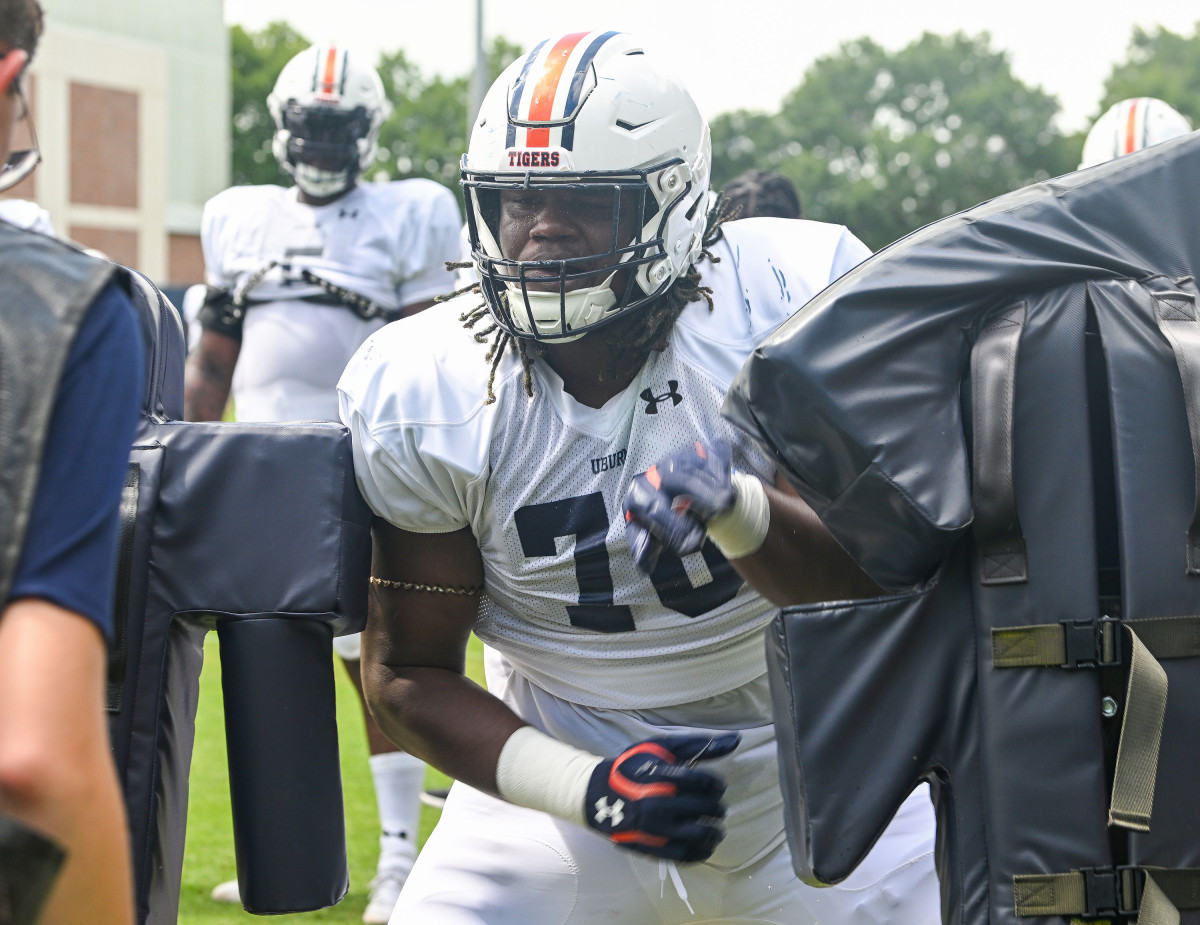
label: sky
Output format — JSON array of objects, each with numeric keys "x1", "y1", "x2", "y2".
[{"x1": 223, "y1": 0, "x2": 1200, "y2": 133}]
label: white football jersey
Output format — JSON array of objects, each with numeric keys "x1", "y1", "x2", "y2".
[
  {"x1": 339, "y1": 217, "x2": 870, "y2": 709},
  {"x1": 202, "y1": 178, "x2": 461, "y2": 422}
]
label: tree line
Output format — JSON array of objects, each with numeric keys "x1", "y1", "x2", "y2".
[{"x1": 232, "y1": 21, "x2": 1200, "y2": 251}]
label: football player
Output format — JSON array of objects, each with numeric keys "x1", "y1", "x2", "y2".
[
  {"x1": 338, "y1": 31, "x2": 939, "y2": 923},
  {"x1": 185, "y1": 42, "x2": 462, "y2": 925},
  {"x1": 1078, "y1": 97, "x2": 1192, "y2": 169}
]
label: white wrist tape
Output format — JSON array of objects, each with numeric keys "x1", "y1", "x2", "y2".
[
  {"x1": 706, "y1": 472, "x2": 770, "y2": 560},
  {"x1": 495, "y1": 725, "x2": 602, "y2": 827}
]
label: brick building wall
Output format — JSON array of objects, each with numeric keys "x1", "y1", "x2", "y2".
[{"x1": 0, "y1": 3, "x2": 228, "y2": 291}]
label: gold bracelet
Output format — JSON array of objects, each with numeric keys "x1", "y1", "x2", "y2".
[{"x1": 369, "y1": 576, "x2": 482, "y2": 596}]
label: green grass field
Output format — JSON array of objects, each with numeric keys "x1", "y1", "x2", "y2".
[{"x1": 177, "y1": 633, "x2": 484, "y2": 923}]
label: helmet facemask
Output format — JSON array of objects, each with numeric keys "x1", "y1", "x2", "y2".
[
  {"x1": 465, "y1": 163, "x2": 698, "y2": 342},
  {"x1": 277, "y1": 102, "x2": 373, "y2": 198}
]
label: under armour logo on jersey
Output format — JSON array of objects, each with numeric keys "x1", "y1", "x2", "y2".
[
  {"x1": 593, "y1": 796, "x2": 625, "y2": 828},
  {"x1": 338, "y1": 207, "x2": 359, "y2": 220},
  {"x1": 641, "y1": 381, "x2": 683, "y2": 414}
]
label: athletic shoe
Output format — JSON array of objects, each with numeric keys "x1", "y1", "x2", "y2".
[
  {"x1": 362, "y1": 870, "x2": 406, "y2": 924},
  {"x1": 419, "y1": 787, "x2": 449, "y2": 809},
  {"x1": 210, "y1": 879, "x2": 240, "y2": 903}
]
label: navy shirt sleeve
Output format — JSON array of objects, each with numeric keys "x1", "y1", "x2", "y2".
[{"x1": 9, "y1": 278, "x2": 145, "y2": 641}]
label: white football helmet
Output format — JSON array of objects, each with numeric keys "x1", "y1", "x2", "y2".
[
  {"x1": 268, "y1": 43, "x2": 391, "y2": 198},
  {"x1": 461, "y1": 31, "x2": 712, "y2": 342},
  {"x1": 1079, "y1": 97, "x2": 1192, "y2": 169}
]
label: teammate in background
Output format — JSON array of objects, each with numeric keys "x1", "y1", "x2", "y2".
[
  {"x1": 184, "y1": 42, "x2": 461, "y2": 924},
  {"x1": 0, "y1": 2, "x2": 142, "y2": 922},
  {"x1": 720, "y1": 168, "x2": 803, "y2": 219},
  {"x1": 339, "y1": 31, "x2": 939, "y2": 923},
  {"x1": 1078, "y1": 97, "x2": 1193, "y2": 169}
]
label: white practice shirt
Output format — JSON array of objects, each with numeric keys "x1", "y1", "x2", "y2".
[
  {"x1": 340, "y1": 218, "x2": 869, "y2": 710},
  {"x1": 202, "y1": 178, "x2": 461, "y2": 422}
]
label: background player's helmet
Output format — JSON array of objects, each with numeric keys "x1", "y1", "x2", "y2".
[
  {"x1": 268, "y1": 43, "x2": 391, "y2": 198},
  {"x1": 1078, "y1": 97, "x2": 1192, "y2": 169},
  {"x1": 461, "y1": 31, "x2": 712, "y2": 342}
]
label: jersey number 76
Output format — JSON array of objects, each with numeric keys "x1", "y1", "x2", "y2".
[{"x1": 514, "y1": 492, "x2": 742, "y2": 633}]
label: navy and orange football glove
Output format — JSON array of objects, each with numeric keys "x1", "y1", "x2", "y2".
[
  {"x1": 583, "y1": 733, "x2": 740, "y2": 862},
  {"x1": 623, "y1": 441, "x2": 737, "y2": 572}
]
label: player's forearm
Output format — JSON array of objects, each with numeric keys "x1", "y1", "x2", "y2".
[
  {"x1": 182, "y1": 371, "x2": 230, "y2": 421},
  {"x1": 362, "y1": 660, "x2": 525, "y2": 796},
  {"x1": 730, "y1": 483, "x2": 883, "y2": 607},
  {"x1": 31, "y1": 755, "x2": 134, "y2": 925},
  {"x1": 0, "y1": 600, "x2": 135, "y2": 925},
  {"x1": 183, "y1": 331, "x2": 238, "y2": 421}
]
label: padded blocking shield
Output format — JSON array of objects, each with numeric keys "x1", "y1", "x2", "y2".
[
  {"x1": 725, "y1": 133, "x2": 1200, "y2": 924},
  {"x1": 106, "y1": 272, "x2": 371, "y2": 923}
]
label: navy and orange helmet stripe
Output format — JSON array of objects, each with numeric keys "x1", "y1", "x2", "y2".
[
  {"x1": 505, "y1": 31, "x2": 623, "y2": 150},
  {"x1": 310, "y1": 44, "x2": 348, "y2": 100},
  {"x1": 1123, "y1": 97, "x2": 1151, "y2": 156}
]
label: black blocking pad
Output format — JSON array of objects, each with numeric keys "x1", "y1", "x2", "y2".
[
  {"x1": 725, "y1": 133, "x2": 1200, "y2": 924},
  {"x1": 108, "y1": 272, "x2": 372, "y2": 923}
]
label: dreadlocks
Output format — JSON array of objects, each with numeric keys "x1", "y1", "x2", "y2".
[{"x1": 458, "y1": 206, "x2": 730, "y2": 404}]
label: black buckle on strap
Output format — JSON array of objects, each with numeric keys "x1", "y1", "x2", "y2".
[
  {"x1": 1079, "y1": 866, "x2": 1144, "y2": 919},
  {"x1": 1061, "y1": 616, "x2": 1123, "y2": 669}
]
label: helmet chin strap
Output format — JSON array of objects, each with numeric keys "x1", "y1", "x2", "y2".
[
  {"x1": 293, "y1": 162, "x2": 354, "y2": 199},
  {"x1": 507, "y1": 273, "x2": 620, "y2": 342}
]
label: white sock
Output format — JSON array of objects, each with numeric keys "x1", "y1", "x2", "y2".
[{"x1": 370, "y1": 751, "x2": 424, "y2": 874}]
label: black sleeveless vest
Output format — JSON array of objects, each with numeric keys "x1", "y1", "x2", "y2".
[{"x1": 0, "y1": 222, "x2": 116, "y2": 604}]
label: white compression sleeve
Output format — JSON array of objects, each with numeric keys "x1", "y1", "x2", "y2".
[
  {"x1": 495, "y1": 726, "x2": 602, "y2": 827},
  {"x1": 705, "y1": 472, "x2": 770, "y2": 560}
]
